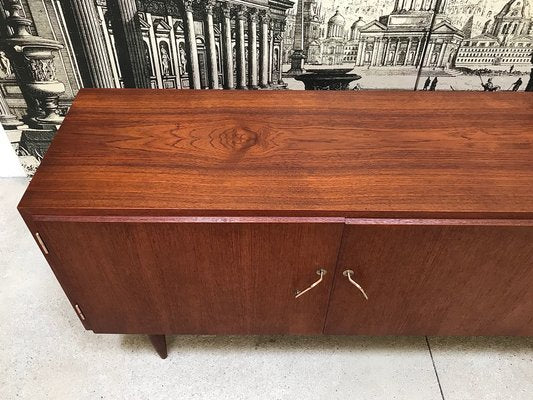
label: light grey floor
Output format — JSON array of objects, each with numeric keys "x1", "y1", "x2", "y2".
[{"x1": 1, "y1": 177, "x2": 532, "y2": 400}]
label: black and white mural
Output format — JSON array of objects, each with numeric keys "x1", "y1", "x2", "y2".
[
  {"x1": 0, "y1": 0, "x2": 532, "y2": 174},
  {"x1": 283, "y1": 0, "x2": 533, "y2": 90}
]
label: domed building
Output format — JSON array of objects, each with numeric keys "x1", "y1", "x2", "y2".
[
  {"x1": 344, "y1": 18, "x2": 365, "y2": 63},
  {"x1": 327, "y1": 10, "x2": 346, "y2": 38},
  {"x1": 491, "y1": 0, "x2": 532, "y2": 43},
  {"x1": 455, "y1": 0, "x2": 533, "y2": 70},
  {"x1": 320, "y1": 10, "x2": 348, "y2": 65},
  {"x1": 350, "y1": 17, "x2": 364, "y2": 41}
]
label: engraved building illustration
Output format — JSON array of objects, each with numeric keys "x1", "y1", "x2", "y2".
[{"x1": 0, "y1": 0, "x2": 532, "y2": 174}]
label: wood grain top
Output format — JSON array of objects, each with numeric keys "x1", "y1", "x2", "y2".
[{"x1": 19, "y1": 89, "x2": 533, "y2": 219}]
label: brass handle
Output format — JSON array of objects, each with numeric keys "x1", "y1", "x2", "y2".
[
  {"x1": 295, "y1": 269, "x2": 326, "y2": 298},
  {"x1": 343, "y1": 270, "x2": 369, "y2": 300}
]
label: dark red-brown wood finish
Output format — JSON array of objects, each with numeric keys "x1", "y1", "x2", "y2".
[
  {"x1": 325, "y1": 221, "x2": 533, "y2": 336},
  {"x1": 32, "y1": 219, "x2": 343, "y2": 335},
  {"x1": 148, "y1": 335, "x2": 167, "y2": 359},
  {"x1": 18, "y1": 90, "x2": 533, "y2": 358},
  {"x1": 18, "y1": 90, "x2": 533, "y2": 219}
]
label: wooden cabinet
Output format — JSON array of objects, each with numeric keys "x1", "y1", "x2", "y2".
[
  {"x1": 34, "y1": 220, "x2": 343, "y2": 335},
  {"x1": 19, "y1": 90, "x2": 533, "y2": 358},
  {"x1": 325, "y1": 222, "x2": 533, "y2": 336}
]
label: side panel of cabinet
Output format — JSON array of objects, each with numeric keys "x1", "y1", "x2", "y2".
[
  {"x1": 33, "y1": 220, "x2": 343, "y2": 335},
  {"x1": 325, "y1": 223, "x2": 533, "y2": 335}
]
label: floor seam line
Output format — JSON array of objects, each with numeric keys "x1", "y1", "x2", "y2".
[{"x1": 425, "y1": 336, "x2": 446, "y2": 400}]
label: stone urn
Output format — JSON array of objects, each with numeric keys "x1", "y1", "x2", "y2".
[{"x1": 1, "y1": 0, "x2": 65, "y2": 126}]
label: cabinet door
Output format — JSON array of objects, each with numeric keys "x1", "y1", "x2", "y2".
[
  {"x1": 34, "y1": 220, "x2": 343, "y2": 335},
  {"x1": 325, "y1": 222, "x2": 533, "y2": 335}
]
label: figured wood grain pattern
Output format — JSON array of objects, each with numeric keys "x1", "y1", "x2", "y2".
[
  {"x1": 34, "y1": 220, "x2": 343, "y2": 334},
  {"x1": 325, "y1": 224, "x2": 533, "y2": 335},
  {"x1": 18, "y1": 90, "x2": 533, "y2": 219},
  {"x1": 17, "y1": 91, "x2": 533, "y2": 340}
]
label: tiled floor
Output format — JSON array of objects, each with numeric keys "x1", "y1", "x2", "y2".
[{"x1": 1, "y1": 177, "x2": 531, "y2": 400}]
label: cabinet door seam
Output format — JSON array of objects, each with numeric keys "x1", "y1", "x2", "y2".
[{"x1": 321, "y1": 223, "x2": 348, "y2": 334}]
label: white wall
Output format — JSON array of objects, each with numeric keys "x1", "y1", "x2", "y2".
[{"x1": 0, "y1": 125, "x2": 26, "y2": 177}]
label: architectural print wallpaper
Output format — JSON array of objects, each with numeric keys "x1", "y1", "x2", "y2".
[{"x1": 0, "y1": 0, "x2": 532, "y2": 174}]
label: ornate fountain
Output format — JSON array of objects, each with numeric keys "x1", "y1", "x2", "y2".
[{"x1": 294, "y1": 67, "x2": 361, "y2": 90}]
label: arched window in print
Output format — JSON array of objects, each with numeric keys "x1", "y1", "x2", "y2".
[{"x1": 143, "y1": 41, "x2": 153, "y2": 77}]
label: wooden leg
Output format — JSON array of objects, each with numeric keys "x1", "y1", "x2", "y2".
[{"x1": 148, "y1": 334, "x2": 167, "y2": 359}]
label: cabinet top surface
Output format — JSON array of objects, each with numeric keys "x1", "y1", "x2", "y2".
[{"x1": 19, "y1": 89, "x2": 533, "y2": 219}]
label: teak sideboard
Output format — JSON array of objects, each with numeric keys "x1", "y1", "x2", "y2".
[{"x1": 18, "y1": 90, "x2": 533, "y2": 359}]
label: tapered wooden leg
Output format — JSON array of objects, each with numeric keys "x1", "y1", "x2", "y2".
[{"x1": 148, "y1": 335, "x2": 167, "y2": 359}]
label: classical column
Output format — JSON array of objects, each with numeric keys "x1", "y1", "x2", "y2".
[
  {"x1": 424, "y1": 41, "x2": 435, "y2": 66},
  {"x1": 357, "y1": 40, "x2": 366, "y2": 65},
  {"x1": 414, "y1": 37, "x2": 422, "y2": 66},
  {"x1": 370, "y1": 41, "x2": 376, "y2": 66},
  {"x1": 355, "y1": 40, "x2": 362, "y2": 65},
  {"x1": 259, "y1": 10, "x2": 269, "y2": 88},
  {"x1": 221, "y1": 2, "x2": 234, "y2": 89},
  {"x1": 369, "y1": 42, "x2": 376, "y2": 66},
  {"x1": 66, "y1": 0, "x2": 115, "y2": 88},
  {"x1": 235, "y1": 5, "x2": 247, "y2": 89},
  {"x1": 277, "y1": 42, "x2": 284, "y2": 84},
  {"x1": 204, "y1": 0, "x2": 219, "y2": 89},
  {"x1": 182, "y1": 0, "x2": 201, "y2": 89},
  {"x1": 404, "y1": 37, "x2": 412, "y2": 65},
  {"x1": 378, "y1": 39, "x2": 385, "y2": 65},
  {"x1": 277, "y1": 19, "x2": 286, "y2": 84},
  {"x1": 382, "y1": 38, "x2": 390, "y2": 65},
  {"x1": 247, "y1": 8, "x2": 258, "y2": 89},
  {"x1": 376, "y1": 39, "x2": 384, "y2": 66},
  {"x1": 437, "y1": 41, "x2": 448, "y2": 67},
  {"x1": 393, "y1": 38, "x2": 400, "y2": 65},
  {"x1": 268, "y1": 21, "x2": 274, "y2": 85},
  {"x1": 377, "y1": 40, "x2": 384, "y2": 65},
  {"x1": 107, "y1": 0, "x2": 151, "y2": 88}
]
